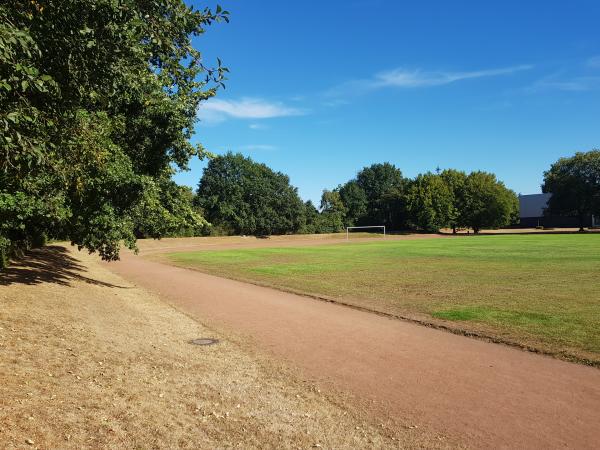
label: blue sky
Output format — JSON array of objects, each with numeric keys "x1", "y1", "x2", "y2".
[{"x1": 176, "y1": 0, "x2": 600, "y2": 204}]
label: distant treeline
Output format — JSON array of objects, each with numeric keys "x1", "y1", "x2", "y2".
[
  {"x1": 188, "y1": 152, "x2": 519, "y2": 237},
  {"x1": 3, "y1": 1, "x2": 598, "y2": 271}
]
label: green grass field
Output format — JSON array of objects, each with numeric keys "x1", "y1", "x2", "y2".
[{"x1": 166, "y1": 235, "x2": 600, "y2": 364}]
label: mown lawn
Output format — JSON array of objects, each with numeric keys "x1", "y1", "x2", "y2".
[{"x1": 166, "y1": 234, "x2": 600, "y2": 364}]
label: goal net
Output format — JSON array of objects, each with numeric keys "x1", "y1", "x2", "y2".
[{"x1": 345, "y1": 225, "x2": 386, "y2": 240}]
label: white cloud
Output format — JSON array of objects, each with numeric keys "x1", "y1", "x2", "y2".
[
  {"x1": 374, "y1": 65, "x2": 533, "y2": 88},
  {"x1": 198, "y1": 97, "x2": 305, "y2": 124},
  {"x1": 327, "y1": 64, "x2": 533, "y2": 97}
]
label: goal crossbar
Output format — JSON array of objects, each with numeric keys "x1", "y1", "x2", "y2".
[{"x1": 345, "y1": 225, "x2": 386, "y2": 240}]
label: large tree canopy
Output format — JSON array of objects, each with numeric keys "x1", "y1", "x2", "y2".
[
  {"x1": 337, "y1": 163, "x2": 406, "y2": 228},
  {"x1": 301, "y1": 200, "x2": 320, "y2": 234},
  {"x1": 196, "y1": 153, "x2": 306, "y2": 236},
  {"x1": 542, "y1": 150, "x2": 600, "y2": 230},
  {"x1": 406, "y1": 173, "x2": 455, "y2": 232},
  {"x1": 462, "y1": 172, "x2": 519, "y2": 233},
  {"x1": 440, "y1": 169, "x2": 468, "y2": 233},
  {"x1": 356, "y1": 163, "x2": 406, "y2": 227},
  {"x1": 338, "y1": 180, "x2": 368, "y2": 227},
  {"x1": 0, "y1": 1, "x2": 228, "y2": 267},
  {"x1": 131, "y1": 177, "x2": 206, "y2": 239},
  {"x1": 318, "y1": 189, "x2": 346, "y2": 233}
]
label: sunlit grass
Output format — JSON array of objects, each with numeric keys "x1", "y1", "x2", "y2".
[{"x1": 166, "y1": 234, "x2": 600, "y2": 363}]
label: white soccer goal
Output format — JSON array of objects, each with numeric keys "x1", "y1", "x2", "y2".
[{"x1": 345, "y1": 225, "x2": 386, "y2": 240}]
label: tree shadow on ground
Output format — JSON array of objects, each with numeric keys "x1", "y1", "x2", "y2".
[{"x1": 0, "y1": 245, "x2": 128, "y2": 288}]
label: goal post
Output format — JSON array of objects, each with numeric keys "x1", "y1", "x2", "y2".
[{"x1": 345, "y1": 225, "x2": 386, "y2": 240}]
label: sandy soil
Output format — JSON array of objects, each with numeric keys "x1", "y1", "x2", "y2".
[
  {"x1": 106, "y1": 235, "x2": 600, "y2": 450},
  {"x1": 0, "y1": 246, "x2": 448, "y2": 449}
]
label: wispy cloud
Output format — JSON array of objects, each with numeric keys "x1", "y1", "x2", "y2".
[
  {"x1": 522, "y1": 57, "x2": 600, "y2": 93},
  {"x1": 198, "y1": 97, "x2": 306, "y2": 125},
  {"x1": 586, "y1": 56, "x2": 600, "y2": 68},
  {"x1": 527, "y1": 74, "x2": 600, "y2": 92},
  {"x1": 327, "y1": 64, "x2": 533, "y2": 97},
  {"x1": 375, "y1": 65, "x2": 533, "y2": 87}
]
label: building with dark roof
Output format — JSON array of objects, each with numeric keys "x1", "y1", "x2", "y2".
[{"x1": 518, "y1": 193, "x2": 597, "y2": 228}]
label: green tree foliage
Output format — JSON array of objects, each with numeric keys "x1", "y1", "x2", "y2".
[
  {"x1": 196, "y1": 153, "x2": 305, "y2": 236},
  {"x1": 406, "y1": 173, "x2": 455, "y2": 232},
  {"x1": 0, "y1": 1, "x2": 228, "y2": 267},
  {"x1": 542, "y1": 150, "x2": 600, "y2": 231},
  {"x1": 338, "y1": 180, "x2": 368, "y2": 227},
  {"x1": 440, "y1": 169, "x2": 468, "y2": 233},
  {"x1": 462, "y1": 172, "x2": 519, "y2": 233},
  {"x1": 318, "y1": 190, "x2": 346, "y2": 233},
  {"x1": 336, "y1": 163, "x2": 405, "y2": 228},
  {"x1": 301, "y1": 200, "x2": 321, "y2": 234},
  {"x1": 355, "y1": 163, "x2": 406, "y2": 227},
  {"x1": 334, "y1": 164, "x2": 517, "y2": 233},
  {"x1": 131, "y1": 178, "x2": 207, "y2": 239}
]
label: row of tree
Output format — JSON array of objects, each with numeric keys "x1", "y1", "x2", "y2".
[
  {"x1": 193, "y1": 153, "x2": 520, "y2": 236},
  {"x1": 194, "y1": 150, "x2": 600, "y2": 237},
  {"x1": 317, "y1": 164, "x2": 519, "y2": 234}
]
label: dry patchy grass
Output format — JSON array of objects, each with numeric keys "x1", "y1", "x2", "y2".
[{"x1": 0, "y1": 246, "x2": 448, "y2": 449}]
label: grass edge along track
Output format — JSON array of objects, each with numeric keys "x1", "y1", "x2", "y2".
[{"x1": 164, "y1": 234, "x2": 600, "y2": 366}]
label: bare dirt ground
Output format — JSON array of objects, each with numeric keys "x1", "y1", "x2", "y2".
[
  {"x1": 1, "y1": 246, "x2": 448, "y2": 449},
  {"x1": 134, "y1": 232, "x2": 444, "y2": 256},
  {"x1": 134, "y1": 228, "x2": 599, "y2": 257},
  {"x1": 106, "y1": 234, "x2": 600, "y2": 450}
]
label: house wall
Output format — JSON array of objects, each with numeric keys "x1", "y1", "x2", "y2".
[
  {"x1": 518, "y1": 193, "x2": 592, "y2": 228},
  {"x1": 519, "y1": 215, "x2": 591, "y2": 228}
]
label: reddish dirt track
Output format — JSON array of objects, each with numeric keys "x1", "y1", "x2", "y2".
[{"x1": 107, "y1": 238, "x2": 600, "y2": 449}]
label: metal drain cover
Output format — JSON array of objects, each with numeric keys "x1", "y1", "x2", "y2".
[{"x1": 190, "y1": 338, "x2": 219, "y2": 346}]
